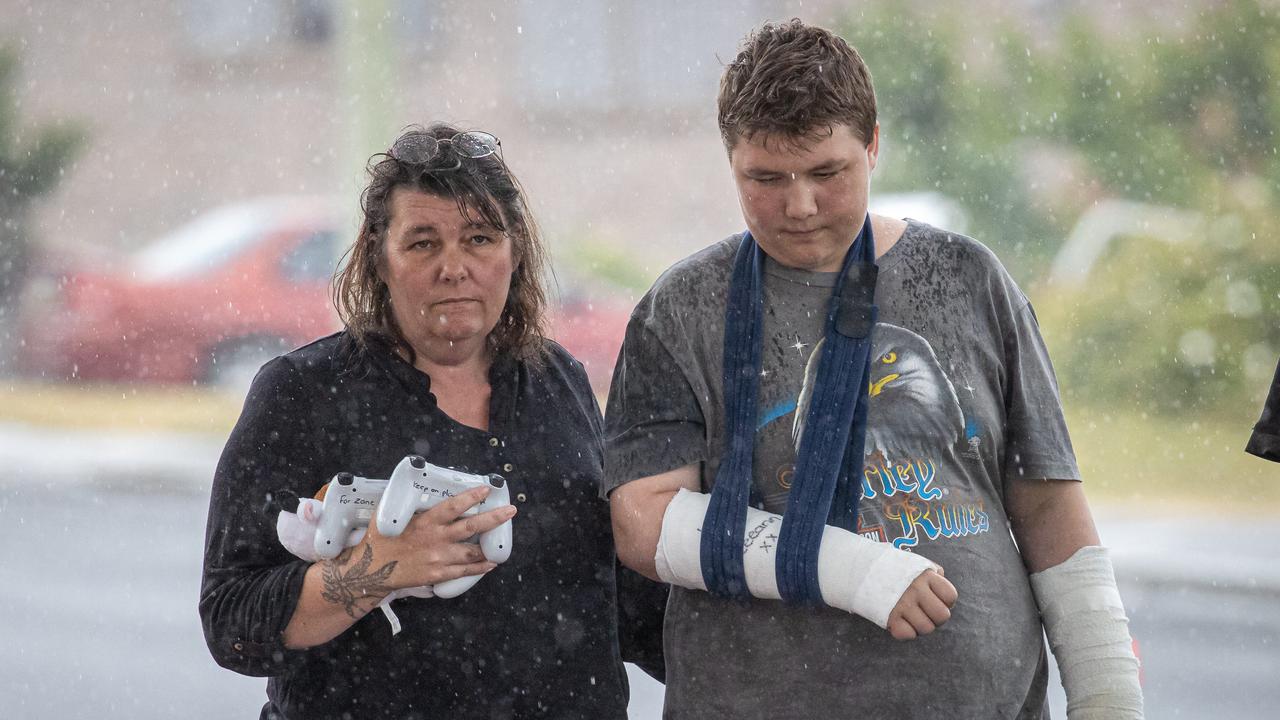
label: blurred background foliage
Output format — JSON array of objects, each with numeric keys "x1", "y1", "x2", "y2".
[
  {"x1": 841, "y1": 0, "x2": 1280, "y2": 428},
  {"x1": 0, "y1": 46, "x2": 85, "y2": 309}
]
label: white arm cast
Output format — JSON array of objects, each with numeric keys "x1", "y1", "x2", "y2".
[
  {"x1": 655, "y1": 488, "x2": 937, "y2": 628},
  {"x1": 1030, "y1": 545, "x2": 1143, "y2": 719}
]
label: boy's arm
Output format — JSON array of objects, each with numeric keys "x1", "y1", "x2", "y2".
[
  {"x1": 1008, "y1": 479, "x2": 1144, "y2": 719},
  {"x1": 1006, "y1": 479, "x2": 1099, "y2": 571},
  {"x1": 610, "y1": 464, "x2": 700, "y2": 581},
  {"x1": 610, "y1": 463, "x2": 956, "y2": 640}
]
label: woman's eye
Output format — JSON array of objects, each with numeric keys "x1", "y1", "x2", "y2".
[
  {"x1": 470, "y1": 234, "x2": 493, "y2": 245},
  {"x1": 410, "y1": 239, "x2": 434, "y2": 250}
]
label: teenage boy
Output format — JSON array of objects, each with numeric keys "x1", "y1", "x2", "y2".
[{"x1": 605, "y1": 19, "x2": 1143, "y2": 719}]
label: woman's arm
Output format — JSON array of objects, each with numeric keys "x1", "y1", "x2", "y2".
[
  {"x1": 281, "y1": 487, "x2": 513, "y2": 648},
  {"x1": 199, "y1": 358, "x2": 324, "y2": 675},
  {"x1": 201, "y1": 358, "x2": 519, "y2": 665}
]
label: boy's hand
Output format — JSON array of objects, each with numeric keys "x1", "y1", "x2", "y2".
[{"x1": 886, "y1": 568, "x2": 957, "y2": 640}]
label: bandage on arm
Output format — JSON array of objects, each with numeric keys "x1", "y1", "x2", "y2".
[
  {"x1": 655, "y1": 488, "x2": 937, "y2": 628},
  {"x1": 1030, "y1": 545, "x2": 1143, "y2": 719}
]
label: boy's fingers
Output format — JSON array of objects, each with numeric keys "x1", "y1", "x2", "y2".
[
  {"x1": 920, "y1": 592, "x2": 953, "y2": 626},
  {"x1": 901, "y1": 605, "x2": 937, "y2": 636},
  {"x1": 888, "y1": 616, "x2": 917, "y2": 641},
  {"x1": 929, "y1": 573, "x2": 958, "y2": 607}
]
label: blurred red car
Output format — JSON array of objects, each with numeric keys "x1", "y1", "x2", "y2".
[{"x1": 17, "y1": 196, "x2": 631, "y2": 395}]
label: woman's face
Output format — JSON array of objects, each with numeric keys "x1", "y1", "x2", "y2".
[{"x1": 380, "y1": 188, "x2": 515, "y2": 361}]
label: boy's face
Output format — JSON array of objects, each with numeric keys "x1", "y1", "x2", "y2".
[{"x1": 729, "y1": 123, "x2": 879, "y2": 272}]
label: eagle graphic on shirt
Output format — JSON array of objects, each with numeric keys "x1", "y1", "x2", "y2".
[
  {"x1": 793, "y1": 322, "x2": 965, "y2": 464},
  {"x1": 769, "y1": 324, "x2": 989, "y2": 547}
]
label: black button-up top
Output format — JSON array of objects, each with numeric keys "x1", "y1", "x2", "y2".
[{"x1": 199, "y1": 332, "x2": 630, "y2": 719}]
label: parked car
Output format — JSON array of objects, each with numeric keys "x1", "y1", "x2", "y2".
[{"x1": 17, "y1": 196, "x2": 631, "y2": 396}]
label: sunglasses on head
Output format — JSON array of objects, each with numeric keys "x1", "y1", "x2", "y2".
[{"x1": 389, "y1": 130, "x2": 502, "y2": 169}]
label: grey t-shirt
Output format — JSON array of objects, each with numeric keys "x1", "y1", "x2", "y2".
[{"x1": 604, "y1": 220, "x2": 1080, "y2": 719}]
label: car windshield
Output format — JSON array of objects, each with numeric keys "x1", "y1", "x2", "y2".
[{"x1": 131, "y1": 204, "x2": 271, "y2": 281}]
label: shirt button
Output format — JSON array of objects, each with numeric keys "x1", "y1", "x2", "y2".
[
  {"x1": 488, "y1": 437, "x2": 499, "y2": 447},
  {"x1": 503, "y1": 463, "x2": 514, "y2": 472},
  {"x1": 233, "y1": 642, "x2": 244, "y2": 652},
  {"x1": 516, "y1": 493, "x2": 528, "y2": 503}
]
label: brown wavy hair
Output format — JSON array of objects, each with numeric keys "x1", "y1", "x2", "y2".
[
  {"x1": 718, "y1": 19, "x2": 877, "y2": 150},
  {"x1": 332, "y1": 123, "x2": 550, "y2": 367}
]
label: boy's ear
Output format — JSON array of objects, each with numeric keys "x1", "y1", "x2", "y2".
[{"x1": 867, "y1": 123, "x2": 881, "y2": 172}]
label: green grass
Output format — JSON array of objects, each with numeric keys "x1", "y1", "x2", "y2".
[{"x1": 1064, "y1": 404, "x2": 1280, "y2": 513}]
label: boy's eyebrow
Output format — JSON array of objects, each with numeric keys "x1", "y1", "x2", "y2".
[
  {"x1": 809, "y1": 158, "x2": 847, "y2": 171},
  {"x1": 740, "y1": 156, "x2": 849, "y2": 176}
]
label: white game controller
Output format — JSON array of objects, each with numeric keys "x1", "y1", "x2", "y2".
[
  {"x1": 376, "y1": 455, "x2": 512, "y2": 598},
  {"x1": 312, "y1": 472, "x2": 388, "y2": 560}
]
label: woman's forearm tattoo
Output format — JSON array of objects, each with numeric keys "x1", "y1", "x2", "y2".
[{"x1": 320, "y1": 545, "x2": 398, "y2": 618}]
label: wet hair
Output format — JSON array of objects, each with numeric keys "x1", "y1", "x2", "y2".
[
  {"x1": 332, "y1": 123, "x2": 549, "y2": 367},
  {"x1": 717, "y1": 19, "x2": 877, "y2": 151}
]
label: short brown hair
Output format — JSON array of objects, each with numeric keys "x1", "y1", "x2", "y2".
[
  {"x1": 718, "y1": 19, "x2": 877, "y2": 149},
  {"x1": 332, "y1": 123, "x2": 550, "y2": 366}
]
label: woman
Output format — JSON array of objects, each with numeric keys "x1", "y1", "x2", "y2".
[{"x1": 200, "y1": 124, "x2": 632, "y2": 718}]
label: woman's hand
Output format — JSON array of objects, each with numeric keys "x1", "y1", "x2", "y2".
[
  {"x1": 364, "y1": 485, "x2": 517, "y2": 591},
  {"x1": 282, "y1": 486, "x2": 516, "y2": 649}
]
